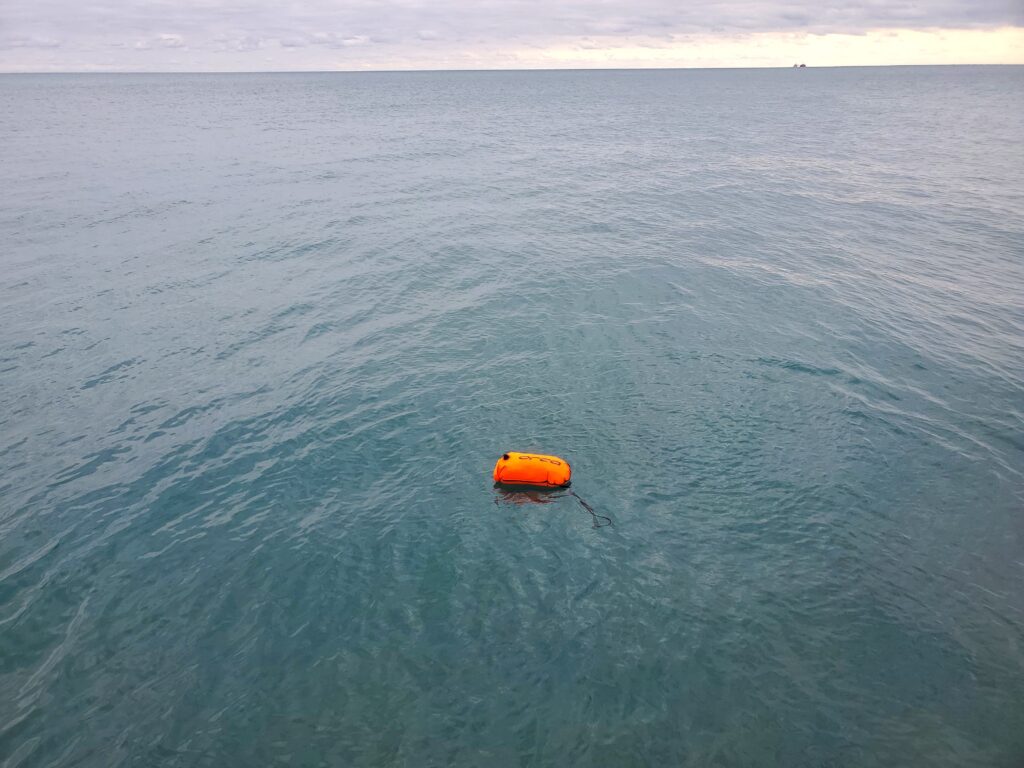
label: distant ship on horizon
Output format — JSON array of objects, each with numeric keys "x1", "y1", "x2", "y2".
[{"x1": 793, "y1": 63, "x2": 807, "y2": 68}]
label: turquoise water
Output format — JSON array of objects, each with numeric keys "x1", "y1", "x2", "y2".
[{"x1": 2, "y1": 67, "x2": 1023, "y2": 767}]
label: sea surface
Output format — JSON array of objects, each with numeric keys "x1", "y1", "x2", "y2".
[{"x1": 1, "y1": 66, "x2": 1023, "y2": 767}]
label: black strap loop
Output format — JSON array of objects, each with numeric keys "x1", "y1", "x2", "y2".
[{"x1": 571, "y1": 491, "x2": 613, "y2": 528}]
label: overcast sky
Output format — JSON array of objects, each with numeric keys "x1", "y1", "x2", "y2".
[{"x1": 2, "y1": 0, "x2": 1023, "y2": 72}]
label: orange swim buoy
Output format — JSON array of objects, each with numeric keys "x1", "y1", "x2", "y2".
[{"x1": 493, "y1": 451, "x2": 571, "y2": 488}]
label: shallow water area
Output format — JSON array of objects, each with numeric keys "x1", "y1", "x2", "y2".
[{"x1": 1, "y1": 67, "x2": 1023, "y2": 767}]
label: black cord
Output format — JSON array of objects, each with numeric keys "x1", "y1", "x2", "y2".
[{"x1": 570, "y1": 491, "x2": 613, "y2": 528}]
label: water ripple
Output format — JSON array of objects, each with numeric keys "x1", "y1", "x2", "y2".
[{"x1": 1, "y1": 68, "x2": 1023, "y2": 767}]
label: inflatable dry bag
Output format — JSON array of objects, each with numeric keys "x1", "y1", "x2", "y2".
[{"x1": 493, "y1": 452, "x2": 571, "y2": 488}]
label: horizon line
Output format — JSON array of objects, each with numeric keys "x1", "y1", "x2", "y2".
[{"x1": 3, "y1": 62, "x2": 1022, "y2": 76}]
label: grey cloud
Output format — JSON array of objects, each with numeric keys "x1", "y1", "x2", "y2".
[
  {"x1": 265, "y1": 31, "x2": 371, "y2": 49},
  {"x1": 0, "y1": 35, "x2": 62, "y2": 49},
  {"x1": 5, "y1": 0, "x2": 1023, "y2": 39},
  {"x1": 130, "y1": 34, "x2": 185, "y2": 50},
  {"x1": 215, "y1": 34, "x2": 265, "y2": 51}
]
